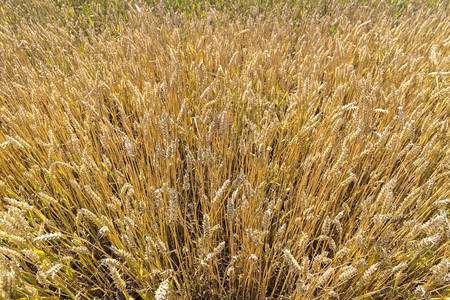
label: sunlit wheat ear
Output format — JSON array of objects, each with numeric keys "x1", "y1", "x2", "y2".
[
  {"x1": 283, "y1": 249, "x2": 301, "y2": 274},
  {"x1": 166, "y1": 189, "x2": 178, "y2": 225},
  {"x1": 155, "y1": 238, "x2": 167, "y2": 255},
  {"x1": 220, "y1": 109, "x2": 228, "y2": 136},
  {"x1": 0, "y1": 269, "x2": 15, "y2": 300},
  {"x1": 71, "y1": 246, "x2": 89, "y2": 255},
  {"x1": 2, "y1": 233, "x2": 26, "y2": 246},
  {"x1": 262, "y1": 208, "x2": 272, "y2": 230},
  {"x1": 321, "y1": 215, "x2": 331, "y2": 236},
  {"x1": 317, "y1": 267, "x2": 335, "y2": 287},
  {"x1": 312, "y1": 252, "x2": 331, "y2": 273},
  {"x1": 155, "y1": 278, "x2": 170, "y2": 300},
  {"x1": 0, "y1": 247, "x2": 22, "y2": 260},
  {"x1": 357, "y1": 262, "x2": 380, "y2": 288},
  {"x1": 239, "y1": 138, "x2": 246, "y2": 155},
  {"x1": 391, "y1": 261, "x2": 408, "y2": 275},
  {"x1": 182, "y1": 170, "x2": 190, "y2": 191},
  {"x1": 77, "y1": 208, "x2": 102, "y2": 227},
  {"x1": 420, "y1": 209, "x2": 447, "y2": 236},
  {"x1": 226, "y1": 190, "x2": 236, "y2": 223},
  {"x1": 297, "y1": 232, "x2": 309, "y2": 252},
  {"x1": 275, "y1": 223, "x2": 286, "y2": 243},
  {"x1": 110, "y1": 267, "x2": 126, "y2": 293},
  {"x1": 5, "y1": 135, "x2": 27, "y2": 149},
  {"x1": 431, "y1": 258, "x2": 449, "y2": 284},
  {"x1": 337, "y1": 265, "x2": 357, "y2": 283},
  {"x1": 84, "y1": 184, "x2": 103, "y2": 205},
  {"x1": 110, "y1": 246, "x2": 136, "y2": 264},
  {"x1": 166, "y1": 140, "x2": 176, "y2": 159},
  {"x1": 202, "y1": 213, "x2": 211, "y2": 241},
  {"x1": 415, "y1": 233, "x2": 442, "y2": 250},
  {"x1": 206, "y1": 241, "x2": 225, "y2": 262},
  {"x1": 160, "y1": 115, "x2": 169, "y2": 145},
  {"x1": 33, "y1": 232, "x2": 62, "y2": 243},
  {"x1": 46, "y1": 263, "x2": 63, "y2": 280},
  {"x1": 176, "y1": 100, "x2": 186, "y2": 125},
  {"x1": 212, "y1": 179, "x2": 230, "y2": 205},
  {"x1": 2, "y1": 198, "x2": 33, "y2": 211},
  {"x1": 231, "y1": 173, "x2": 245, "y2": 191}
]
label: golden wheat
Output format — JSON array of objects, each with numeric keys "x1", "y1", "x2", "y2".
[{"x1": 0, "y1": 0, "x2": 449, "y2": 299}]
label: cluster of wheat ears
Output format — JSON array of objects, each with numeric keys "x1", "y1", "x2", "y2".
[{"x1": 0, "y1": 0, "x2": 449, "y2": 299}]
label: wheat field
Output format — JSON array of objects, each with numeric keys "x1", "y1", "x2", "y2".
[{"x1": 0, "y1": 0, "x2": 449, "y2": 299}]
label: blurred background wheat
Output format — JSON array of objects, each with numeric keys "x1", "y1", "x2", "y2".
[{"x1": 0, "y1": 0, "x2": 449, "y2": 299}]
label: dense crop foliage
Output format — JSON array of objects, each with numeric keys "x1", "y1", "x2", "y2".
[{"x1": 0, "y1": 0, "x2": 449, "y2": 299}]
